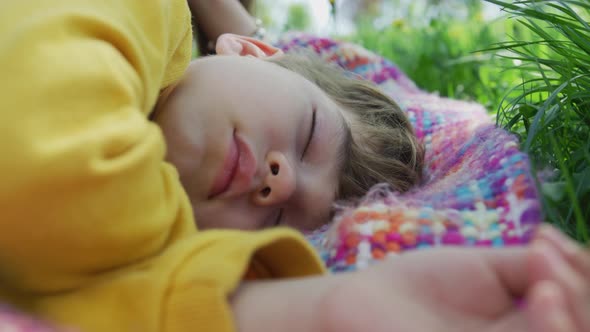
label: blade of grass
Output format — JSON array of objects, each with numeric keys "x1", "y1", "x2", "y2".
[{"x1": 549, "y1": 134, "x2": 589, "y2": 241}]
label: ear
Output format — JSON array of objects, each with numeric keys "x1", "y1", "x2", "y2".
[{"x1": 215, "y1": 33, "x2": 283, "y2": 58}]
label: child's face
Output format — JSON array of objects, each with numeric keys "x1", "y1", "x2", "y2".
[{"x1": 154, "y1": 55, "x2": 349, "y2": 231}]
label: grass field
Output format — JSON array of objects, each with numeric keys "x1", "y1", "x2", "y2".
[{"x1": 338, "y1": 0, "x2": 589, "y2": 242}]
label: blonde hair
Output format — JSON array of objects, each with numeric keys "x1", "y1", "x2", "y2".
[{"x1": 268, "y1": 53, "x2": 424, "y2": 199}]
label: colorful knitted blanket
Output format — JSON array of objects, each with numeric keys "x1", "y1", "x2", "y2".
[{"x1": 276, "y1": 33, "x2": 543, "y2": 272}]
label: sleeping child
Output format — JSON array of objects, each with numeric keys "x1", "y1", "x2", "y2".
[
  {"x1": 152, "y1": 31, "x2": 590, "y2": 331},
  {"x1": 151, "y1": 34, "x2": 424, "y2": 232},
  {"x1": 1, "y1": 1, "x2": 589, "y2": 331}
]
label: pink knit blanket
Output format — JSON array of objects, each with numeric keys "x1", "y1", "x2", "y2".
[{"x1": 276, "y1": 33, "x2": 543, "y2": 272}]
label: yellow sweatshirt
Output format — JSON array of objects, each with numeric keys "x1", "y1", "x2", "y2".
[{"x1": 0, "y1": 1, "x2": 324, "y2": 331}]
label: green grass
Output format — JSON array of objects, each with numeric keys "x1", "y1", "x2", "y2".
[
  {"x1": 340, "y1": 0, "x2": 590, "y2": 242},
  {"x1": 341, "y1": 1, "x2": 522, "y2": 110},
  {"x1": 485, "y1": 0, "x2": 590, "y2": 242}
]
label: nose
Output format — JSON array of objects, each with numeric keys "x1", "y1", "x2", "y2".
[{"x1": 252, "y1": 151, "x2": 296, "y2": 206}]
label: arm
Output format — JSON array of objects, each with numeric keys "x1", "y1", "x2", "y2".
[
  {"x1": 231, "y1": 246, "x2": 571, "y2": 332},
  {"x1": 0, "y1": 0, "x2": 192, "y2": 292},
  {"x1": 188, "y1": 0, "x2": 260, "y2": 54},
  {"x1": 189, "y1": 0, "x2": 258, "y2": 40},
  {"x1": 231, "y1": 276, "x2": 336, "y2": 332}
]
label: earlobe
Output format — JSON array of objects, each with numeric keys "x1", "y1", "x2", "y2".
[{"x1": 215, "y1": 33, "x2": 283, "y2": 58}]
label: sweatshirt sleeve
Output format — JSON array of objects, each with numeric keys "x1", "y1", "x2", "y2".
[{"x1": 0, "y1": 2, "x2": 324, "y2": 331}]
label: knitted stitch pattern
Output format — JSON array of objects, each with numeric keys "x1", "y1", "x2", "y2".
[{"x1": 276, "y1": 33, "x2": 543, "y2": 272}]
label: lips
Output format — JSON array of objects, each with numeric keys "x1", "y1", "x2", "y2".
[{"x1": 209, "y1": 133, "x2": 257, "y2": 199}]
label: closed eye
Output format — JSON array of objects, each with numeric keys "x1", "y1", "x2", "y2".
[{"x1": 301, "y1": 108, "x2": 316, "y2": 160}]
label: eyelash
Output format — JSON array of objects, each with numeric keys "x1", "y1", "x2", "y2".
[{"x1": 301, "y1": 109, "x2": 317, "y2": 160}]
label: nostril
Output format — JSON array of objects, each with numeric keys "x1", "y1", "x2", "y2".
[
  {"x1": 261, "y1": 187, "x2": 271, "y2": 197},
  {"x1": 270, "y1": 163, "x2": 279, "y2": 175}
]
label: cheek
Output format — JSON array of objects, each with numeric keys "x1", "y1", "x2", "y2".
[
  {"x1": 266, "y1": 125, "x2": 289, "y2": 144},
  {"x1": 266, "y1": 115, "x2": 300, "y2": 148},
  {"x1": 240, "y1": 120, "x2": 293, "y2": 157}
]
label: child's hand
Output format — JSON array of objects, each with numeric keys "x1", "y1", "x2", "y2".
[
  {"x1": 322, "y1": 247, "x2": 542, "y2": 332},
  {"x1": 234, "y1": 247, "x2": 539, "y2": 332},
  {"x1": 233, "y1": 241, "x2": 586, "y2": 332},
  {"x1": 527, "y1": 225, "x2": 590, "y2": 332}
]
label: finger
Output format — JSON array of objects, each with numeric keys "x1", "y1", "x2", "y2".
[
  {"x1": 527, "y1": 281, "x2": 577, "y2": 332},
  {"x1": 479, "y1": 247, "x2": 532, "y2": 298},
  {"x1": 534, "y1": 225, "x2": 590, "y2": 278},
  {"x1": 412, "y1": 247, "x2": 531, "y2": 297},
  {"x1": 529, "y1": 241, "x2": 590, "y2": 331},
  {"x1": 397, "y1": 247, "x2": 533, "y2": 297}
]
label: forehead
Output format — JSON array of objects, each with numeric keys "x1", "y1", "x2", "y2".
[{"x1": 187, "y1": 56, "x2": 310, "y2": 94}]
